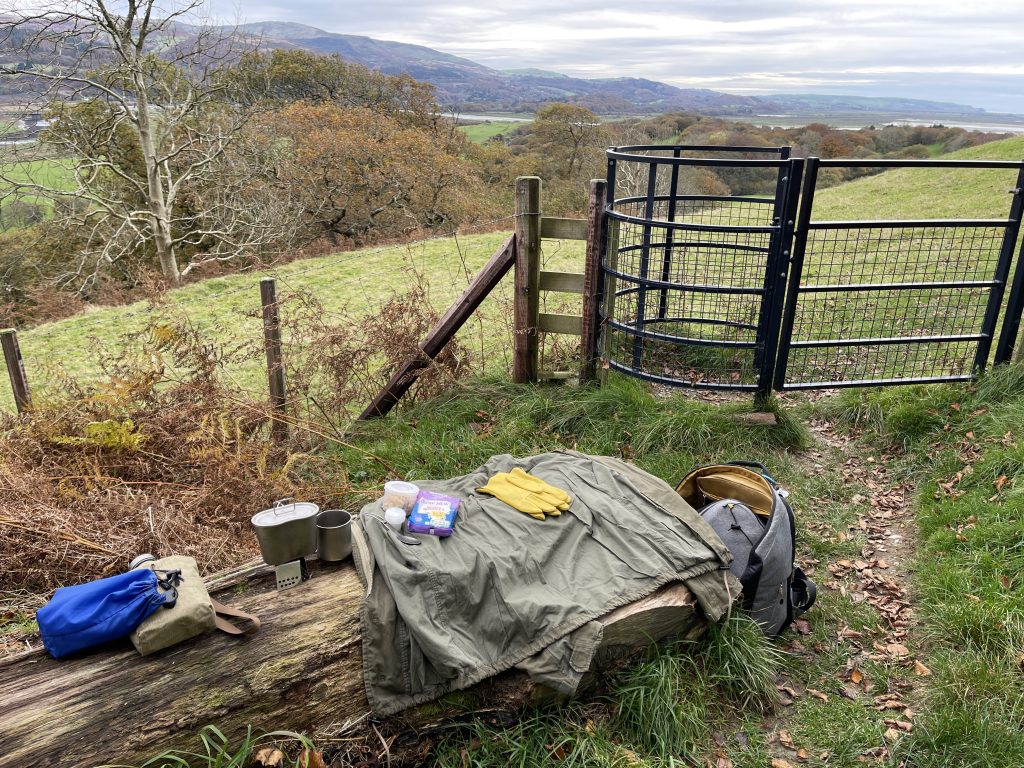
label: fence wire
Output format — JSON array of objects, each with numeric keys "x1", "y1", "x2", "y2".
[{"x1": 2, "y1": 217, "x2": 520, "y2": 415}]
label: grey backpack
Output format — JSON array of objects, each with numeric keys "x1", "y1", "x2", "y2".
[{"x1": 677, "y1": 461, "x2": 816, "y2": 636}]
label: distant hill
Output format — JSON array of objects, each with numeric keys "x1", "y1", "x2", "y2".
[
  {"x1": 235, "y1": 22, "x2": 988, "y2": 117},
  {"x1": 0, "y1": 17, "x2": 995, "y2": 119}
]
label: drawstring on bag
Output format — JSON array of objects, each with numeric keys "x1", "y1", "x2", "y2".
[{"x1": 154, "y1": 569, "x2": 182, "y2": 608}]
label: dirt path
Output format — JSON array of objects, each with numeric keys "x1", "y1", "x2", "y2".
[{"x1": 763, "y1": 415, "x2": 927, "y2": 766}]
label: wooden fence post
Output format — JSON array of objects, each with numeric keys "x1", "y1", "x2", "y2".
[
  {"x1": 513, "y1": 176, "x2": 542, "y2": 384},
  {"x1": 260, "y1": 278, "x2": 288, "y2": 442},
  {"x1": 580, "y1": 179, "x2": 607, "y2": 384},
  {"x1": 1, "y1": 328, "x2": 31, "y2": 413}
]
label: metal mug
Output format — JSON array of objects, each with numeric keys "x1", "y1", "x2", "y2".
[{"x1": 316, "y1": 509, "x2": 352, "y2": 562}]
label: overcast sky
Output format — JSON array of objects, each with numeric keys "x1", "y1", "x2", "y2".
[{"x1": 211, "y1": 1, "x2": 1024, "y2": 113}]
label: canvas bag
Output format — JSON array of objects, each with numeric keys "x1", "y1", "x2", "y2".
[
  {"x1": 129, "y1": 555, "x2": 261, "y2": 656},
  {"x1": 37, "y1": 569, "x2": 170, "y2": 659},
  {"x1": 677, "y1": 461, "x2": 816, "y2": 636}
]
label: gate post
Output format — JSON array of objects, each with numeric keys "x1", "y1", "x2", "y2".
[
  {"x1": 260, "y1": 278, "x2": 288, "y2": 443},
  {"x1": 1, "y1": 328, "x2": 31, "y2": 413},
  {"x1": 513, "y1": 176, "x2": 542, "y2": 384},
  {"x1": 772, "y1": 157, "x2": 819, "y2": 392},
  {"x1": 580, "y1": 178, "x2": 607, "y2": 384},
  {"x1": 994, "y1": 172, "x2": 1024, "y2": 364},
  {"x1": 756, "y1": 157, "x2": 804, "y2": 405},
  {"x1": 599, "y1": 155, "x2": 619, "y2": 385}
]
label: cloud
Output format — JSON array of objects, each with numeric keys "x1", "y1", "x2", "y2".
[{"x1": 207, "y1": 0, "x2": 1024, "y2": 112}]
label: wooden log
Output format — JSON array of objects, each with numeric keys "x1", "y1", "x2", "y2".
[
  {"x1": 260, "y1": 279, "x2": 288, "y2": 443},
  {"x1": 359, "y1": 235, "x2": 516, "y2": 420},
  {"x1": 1, "y1": 328, "x2": 31, "y2": 413},
  {"x1": 513, "y1": 176, "x2": 542, "y2": 384},
  {"x1": 0, "y1": 559, "x2": 708, "y2": 768}
]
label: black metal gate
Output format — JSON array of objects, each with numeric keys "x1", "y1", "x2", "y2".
[
  {"x1": 600, "y1": 146, "x2": 801, "y2": 397},
  {"x1": 599, "y1": 150, "x2": 1024, "y2": 395},
  {"x1": 774, "y1": 158, "x2": 1024, "y2": 390}
]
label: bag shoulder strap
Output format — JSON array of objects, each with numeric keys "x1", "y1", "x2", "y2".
[{"x1": 210, "y1": 597, "x2": 261, "y2": 636}]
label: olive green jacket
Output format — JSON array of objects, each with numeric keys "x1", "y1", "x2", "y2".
[{"x1": 351, "y1": 451, "x2": 735, "y2": 716}]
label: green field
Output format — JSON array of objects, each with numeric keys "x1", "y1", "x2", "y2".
[
  {"x1": 4, "y1": 135, "x2": 1024, "y2": 413},
  {"x1": 458, "y1": 120, "x2": 522, "y2": 143},
  {"x1": 1, "y1": 229, "x2": 584, "y2": 411},
  {"x1": 0, "y1": 156, "x2": 77, "y2": 224}
]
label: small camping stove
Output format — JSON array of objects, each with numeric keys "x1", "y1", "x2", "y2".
[{"x1": 274, "y1": 557, "x2": 310, "y2": 591}]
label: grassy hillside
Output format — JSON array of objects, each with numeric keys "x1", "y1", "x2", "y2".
[
  {"x1": 813, "y1": 136, "x2": 1024, "y2": 220},
  {"x1": 4, "y1": 135, "x2": 1023, "y2": 413},
  {"x1": 1, "y1": 230, "x2": 584, "y2": 411}
]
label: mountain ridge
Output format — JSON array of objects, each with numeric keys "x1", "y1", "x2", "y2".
[{"x1": 236, "y1": 21, "x2": 990, "y2": 117}]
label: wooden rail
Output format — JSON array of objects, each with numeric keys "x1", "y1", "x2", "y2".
[{"x1": 361, "y1": 236, "x2": 517, "y2": 419}]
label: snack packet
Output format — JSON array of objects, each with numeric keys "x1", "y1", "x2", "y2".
[{"x1": 408, "y1": 491, "x2": 460, "y2": 537}]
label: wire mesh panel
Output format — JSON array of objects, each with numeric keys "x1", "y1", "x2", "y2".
[
  {"x1": 600, "y1": 146, "x2": 801, "y2": 393},
  {"x1": 776, "y1": 159, "x2": 1024, "y2": 389}
]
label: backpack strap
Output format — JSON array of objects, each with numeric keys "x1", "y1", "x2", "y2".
[
  {"x1": 210, "y1": 597, "x2": 261, "y2": 636},
  {"x1": 791, "y1": 566, "x2": 817, "y2": 615}
]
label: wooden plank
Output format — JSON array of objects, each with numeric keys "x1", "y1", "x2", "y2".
[
  {"x1": 581, "y1": 179, "x2": 608, "y2": 383},
  {"x1": 360, "y1": 236, "x2": 516, "y2": 419},
  {"x1": 539, "y1": 313, "x2": 583, "y2": 336},
  {"x1": 513, "y1": 177, "x2": 542, "y2": 384},
  {"x1": 539, "y1": 270, "x2": 585, "y2": 294},
  {"x1": 540, "y1": 217, "x2": 587, "y2": 241},
  {"x1": 260, "y1": 280, "x2": 288, "y2": 443},
  {"x1": 1, "y1": 328, "x2": 31, "y2": 413}
]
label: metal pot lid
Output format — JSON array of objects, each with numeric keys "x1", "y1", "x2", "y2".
[{"x1": 251, "y1": 501, "x2": 320, "y2": 527}]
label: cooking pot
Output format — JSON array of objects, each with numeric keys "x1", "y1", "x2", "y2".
[{"x1": 251, "y1": 499, "x2": 319, "y2": 566}]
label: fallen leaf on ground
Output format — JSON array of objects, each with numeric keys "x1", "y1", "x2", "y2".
[
  {"x1": 850, "y1": 668, "x2": 863, "y2": 684},
  {"x1": 298, "y1": 750, "x2": 325, "y2": 768},
  {"x1": 771, "y1": 760, "x2": 793, "y2": 768},
  {"x1": 913, "y1": 660, "x2": 932, "y2": 676},
  {"x1": 255, "y1": 748, "x2": 285, "y2": 767}
]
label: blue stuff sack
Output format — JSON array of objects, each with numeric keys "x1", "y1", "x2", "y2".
[{"x1": 37, "y1": 569, "x2": 169, "y2": 659}]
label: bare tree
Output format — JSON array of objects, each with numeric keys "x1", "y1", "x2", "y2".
[{"x1": 0, "y1": 0, "x2": 283, "y2": 289}]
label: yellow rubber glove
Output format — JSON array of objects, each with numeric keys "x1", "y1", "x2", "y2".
[
  {"x1": 476, "y1": 472, "x2": 558, "y2": 520},
  {"x1": 506, "y1": 468, "x2": 572, "y2": 515}
]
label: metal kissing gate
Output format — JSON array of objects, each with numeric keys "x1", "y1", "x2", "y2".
[{"x1": 599, "y1": 146, "x2": 1024, "y2": 397}]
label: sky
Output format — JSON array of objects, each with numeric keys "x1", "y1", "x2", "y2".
[{"x1": 210, "y1": 1, "x2": 1024, "y2": 113}]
